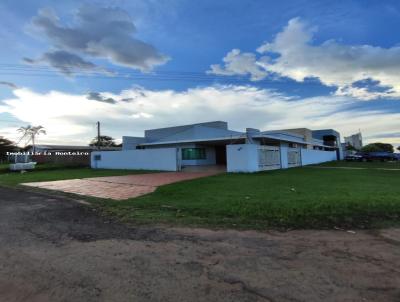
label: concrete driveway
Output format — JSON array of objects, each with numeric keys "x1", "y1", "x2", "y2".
[
  {"x1": 22, "y1": 171, "x2": 218, "y2": 200},
  {"x1": 1, "y1": 186, "x2": 400, "y2": 302}
]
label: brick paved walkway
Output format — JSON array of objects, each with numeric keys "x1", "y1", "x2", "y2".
[{"x1": 22, "y1": 172, "x2": 218, "y2": 200}]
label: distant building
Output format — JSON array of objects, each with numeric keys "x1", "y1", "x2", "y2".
[{"x1": 344, "y1": 132, "x2": 363, "y2": 150}]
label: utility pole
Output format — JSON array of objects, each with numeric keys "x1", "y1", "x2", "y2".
[
  {"x1": 31, "y1": 133, "x2": 35, "y2": 154},
  {"x1": 96, "y1": 121, "x2": 101, "y2": 150}
]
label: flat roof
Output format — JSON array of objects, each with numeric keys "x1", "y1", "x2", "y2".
[
  {"x1": 139, "y1": 133, "x2": 337, "y2": 149},
  {"x1": 139, "y1": 135, "x2": 246, "y2": 146},
  {"x1": 144, "y1": 121, "x2": 228, "y2": 132}
]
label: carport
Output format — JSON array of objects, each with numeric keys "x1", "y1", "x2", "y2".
[{"x1": 139, "y1": 136, "x2": 247, "y2": 172}]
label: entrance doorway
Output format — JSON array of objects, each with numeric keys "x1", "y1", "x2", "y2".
[{"x1": 215, "y1": 145, "x2": 227, "y2": 165}]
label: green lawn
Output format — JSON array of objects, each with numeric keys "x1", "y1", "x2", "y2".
[
  {"x1": 0, "y1": 163, "x2": 154, "y2": 187},
  {"x1": 317, "y1": 160, "x2": 400, "y2": 169},
  {"x1": 94, "y1": 162, "x2": 400, "y2": 229},
  {"x1": 1, "y1": 161, "x2": 399, "y2": 229}
]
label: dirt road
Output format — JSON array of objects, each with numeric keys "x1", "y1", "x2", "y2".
[{"x1": 0, "y1": 186, "x2": 399, "y2": 302}]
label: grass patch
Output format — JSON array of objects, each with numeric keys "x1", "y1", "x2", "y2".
[
  {"x1": 93, "y1": 163, "x2": 400, "y2": 229},
  {"x1": 0, "y1": 163, "x2": 155, "y2": 187},
  {"x1": 317, "y1": 160, "x2": 400, "y2": 169},
  {"x1": 0, "y1": 163, "x2": 9, "y2": 173}
]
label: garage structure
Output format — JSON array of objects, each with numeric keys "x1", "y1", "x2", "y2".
[{"x1": 91, "y1": 121, "x2": 342, "y2": 172}]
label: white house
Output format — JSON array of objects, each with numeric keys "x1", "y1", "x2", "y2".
[{"x1": 91, "y1": 121, "x2": 342, "y2": 172}]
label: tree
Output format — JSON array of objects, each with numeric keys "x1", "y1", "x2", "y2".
[
  {"x1": 0, "y1": 136, "x2": 18, "y2": 161},
  {"x1": 345, "y1": 143, "x2": 357, "y2": 151},
  {"x1": 89, "y1": 135, "x2": 118, "y2": 147},
  {"x1": 361, "y1": 143, "x2": 394, "y2": 153},
  {"x1": 397, "y1": 146, "x2": 400, "y2": 152},
  {"x1": 17, "y1": 125, "x2": 46, "y2": 153}
]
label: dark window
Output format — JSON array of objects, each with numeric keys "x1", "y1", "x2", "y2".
[{"x1": 182, "y1": 148, "x2": 206, "y2": 160}]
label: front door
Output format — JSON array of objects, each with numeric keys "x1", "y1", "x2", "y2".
[{"x1": 215, "y1": 146, "x2": 227, "y2": 165}]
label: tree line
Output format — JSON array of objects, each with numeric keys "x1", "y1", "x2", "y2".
[
  {"x1": 346, "y1": 142, "x2": 399, "y2": 153},
  {"x1": 1, "y1": 132, "x2": 121, "y2": 161}
]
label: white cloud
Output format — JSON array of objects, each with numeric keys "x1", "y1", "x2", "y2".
[
  {"x1": 207, "y1": 49, "x2": 268, "y2": 81},
  {"x1": 209, "y1": 18, "x2": 400, "y2": 100},
  {"x1": 0, "y1": 85, "x2": 399, "y2": 146}
]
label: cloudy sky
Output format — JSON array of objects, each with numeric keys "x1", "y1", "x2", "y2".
[{"x1": 0, "y1": 0, "x2": 399, "y2": 147}]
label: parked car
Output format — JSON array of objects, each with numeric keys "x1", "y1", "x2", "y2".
[
  {"x1": 344, "y1": 153, "x2": 364, "y2": 161},
  {"x1": 393, "y1": 153, "x2": 400, "y2": 161},
  {"x1": 364, "y1": 152, "x2": 398, "y2": 162},
  {"x1": 345, "y1": 152, "x2": 398, "y2": 162}
]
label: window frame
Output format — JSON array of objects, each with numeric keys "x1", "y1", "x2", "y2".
[{"x1": 181, "y1": 148, "x2": 207, "y2": 160}]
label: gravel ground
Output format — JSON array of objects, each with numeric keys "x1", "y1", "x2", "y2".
[{"x1": 1, "y1": 186, "x2": 399, "y2": 302}]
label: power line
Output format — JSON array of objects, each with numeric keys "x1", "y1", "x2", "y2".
[
  {"x1": 0, "y1": 62, "x2": 297, "y2": 84},
  {"x1": 0, "y1": 72, "x2": 297, "y2": 86},
  {"x1": 0, "y1": 62, "x2": 210, "y2": 74},
  {"x1": 0, "y1": 73, "x2": 262, "y2": 85},
  {"x1": 0, "y1": 63, "x2": 225, "y2": 76},
  {"x1": 0, "y1": 70, "x2": 241, "y2": 81},
  {"x1": 0, "y1": 67, "x2": 230, "y2": 78}
]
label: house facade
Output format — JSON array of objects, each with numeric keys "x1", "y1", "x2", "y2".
[{"x1": 91, "y1": 121, "x2": 342, "y2": 172}]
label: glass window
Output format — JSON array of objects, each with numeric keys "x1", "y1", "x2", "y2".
[{"x1": 182, "y1": 148, "x2": 206, "y2": 160}]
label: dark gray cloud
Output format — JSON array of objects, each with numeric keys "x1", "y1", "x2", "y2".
[
  {"x1": 121, "y1": 98, "x2": 134, "y2": 102},
  {"x1": 0, "y1": 81, "x2": 18, "y2": 89},
  {"x1": 22, "y1": 58, "x2": 35, "y2": 64},
  {"x1": 30, "y1": 5, "x2": 168, "y2": 72},
  {"x1": 24, "y1": 50, "x2": 104, "y2": 75},
  {"x1": 87, "y1": 92, "x2": 117, "y2": 104}
]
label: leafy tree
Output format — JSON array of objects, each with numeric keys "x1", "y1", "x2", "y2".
[
  {"x1": 17, "y1": 125, "x2": 46, "y2": 153},
  {"x1": 345, "y1": 144, "x2": 357, "y2": 151},
  {"x1": 89, "y1": 135, "x2": 118, "y2": 147},
  {"x1": 0, "y1": 136, "x2": 18, "y2": 161},
  {"x1": 397, "y1": 146, "x2": 400, "y2": 152},
  {"x1": 361, "y1": 143, "x2": 394, "y2": 153}
]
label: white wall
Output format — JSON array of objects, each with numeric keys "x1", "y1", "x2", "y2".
[
  {"x1": 91, "y1": 148, "x2": 178, "y2": 171},
  {"x1": 227, "y1": 144, "x2": 259, "y2": 173},
  {"x1": 300, "y1": 149, "x2": 337, "y2": 165}
]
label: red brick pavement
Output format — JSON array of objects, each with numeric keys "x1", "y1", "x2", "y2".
[{"x1": 22, "y1": 171, "x2": 219, "y2": 200}]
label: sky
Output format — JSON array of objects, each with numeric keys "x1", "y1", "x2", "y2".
[{"x1": 0, "y1": 0, "x2": 399, "y2": 147}]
